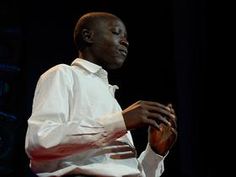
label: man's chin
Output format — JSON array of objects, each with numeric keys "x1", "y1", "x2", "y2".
[{"x1": 107, "y1": 59, "x2": 125, "y2": 70}]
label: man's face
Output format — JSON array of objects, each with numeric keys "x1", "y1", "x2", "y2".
[{"x1": 91, "y1": 17, "x2": 129, "y2": 69}]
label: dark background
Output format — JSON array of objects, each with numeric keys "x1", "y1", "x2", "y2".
[{"x1": 0, "y1": 0, "x2": 212, "y2": 177}]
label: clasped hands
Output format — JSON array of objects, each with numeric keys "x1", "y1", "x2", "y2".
[{"x1": 122, "y1": 100, "x2": 177, "y2": 156}]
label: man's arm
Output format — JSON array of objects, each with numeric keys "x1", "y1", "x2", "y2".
[{"x1": 122, "y1": 101, "x2": 177, "y2": 177}]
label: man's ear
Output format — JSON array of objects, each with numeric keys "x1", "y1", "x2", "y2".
[{"x1": 81, "y1": 29, "x2": 94, "y2": 44}]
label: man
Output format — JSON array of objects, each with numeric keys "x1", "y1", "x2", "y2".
[{"x1": 25, "y1": 12, "x2": 177, "y2": 177}]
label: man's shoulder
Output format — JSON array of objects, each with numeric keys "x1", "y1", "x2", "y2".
[
  {"x1": 40, "y1": 64, "x2": 74, "y2": 80},
  {"x1": 46, "y1": 63, "x2": 72, "y2": 73}
]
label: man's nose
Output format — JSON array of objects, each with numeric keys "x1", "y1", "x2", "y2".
[{"x1": 120, "y1": 38, "x2": 129, "y2": 48}]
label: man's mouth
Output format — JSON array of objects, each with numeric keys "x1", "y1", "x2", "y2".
[{"x1": 119, "y1": 48, "x2": 128, "y2": 57}]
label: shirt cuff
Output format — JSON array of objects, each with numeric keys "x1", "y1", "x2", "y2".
[
  {"x1": 143, "y1": 143, "x2": 167, "y2": 164},
  {"x1": 139, "y1": 143, "x2": 168, "y2": 177}
]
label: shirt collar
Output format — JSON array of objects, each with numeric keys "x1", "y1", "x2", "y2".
[
  {"x1": 71, "y1": 58, "x2": 103, "y2": 74},
  {"x1": 71, "y1": 58, "x2": 109, "y2": 84}
]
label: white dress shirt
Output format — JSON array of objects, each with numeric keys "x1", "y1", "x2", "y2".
[{"x1": 25, "y1": 58, "x2": 166, "y2": 177}]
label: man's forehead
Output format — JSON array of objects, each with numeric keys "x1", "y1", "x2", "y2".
[{"x1": 100, "y1": 17, "x2": 125, "y2": 28}]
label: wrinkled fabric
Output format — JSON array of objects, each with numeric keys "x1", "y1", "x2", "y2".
[{"x1": 25, "y1": 58, "x2": 166, "y2": 177}]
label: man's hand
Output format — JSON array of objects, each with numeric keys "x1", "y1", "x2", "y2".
[
  {"x1": 122, "y1": 101, "x2": 177, "y2": 155},
  {"x1": 122, "y1": 101, "x2": 174, "y2": 130},
  {"x1": 148, "y1": 104, "x2": 177, "y2": 156}
]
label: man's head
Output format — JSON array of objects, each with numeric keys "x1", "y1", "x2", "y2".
[{"x1": 74, "y1": 12, "x2": 129, "y2": 69}]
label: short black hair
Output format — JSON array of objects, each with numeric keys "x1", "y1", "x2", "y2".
[{"x1": 73, "y1": 12, "x2": 120, "y2": 51}]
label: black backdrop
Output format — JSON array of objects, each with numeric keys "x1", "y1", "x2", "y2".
[{"x1": 0, "y1": 0, "x2": 210, "y2": 177}]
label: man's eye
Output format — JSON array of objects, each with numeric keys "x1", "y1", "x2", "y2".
[{"x1": 112, "y1": 31, "x2": 120, "y2": 35}]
